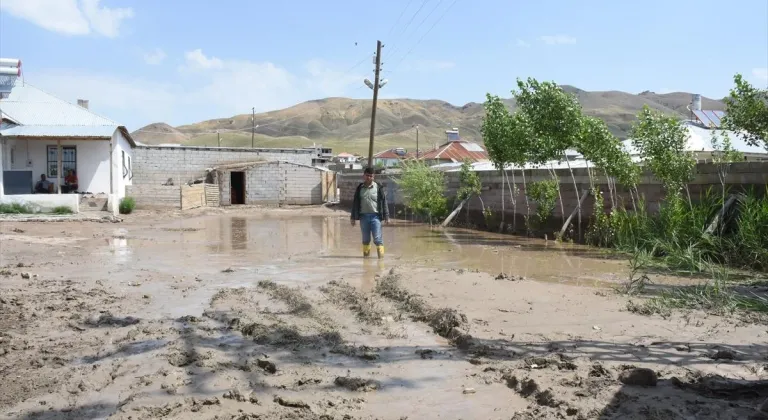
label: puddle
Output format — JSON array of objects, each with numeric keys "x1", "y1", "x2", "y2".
[{"x1": 86, "y1": 214, "x2": 633, "y2": 318}]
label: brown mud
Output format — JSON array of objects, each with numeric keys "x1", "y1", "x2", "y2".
[{"x1": 0, "y1": 206, "x2": 767, "y2": 419}]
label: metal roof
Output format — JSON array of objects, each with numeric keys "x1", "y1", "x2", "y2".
[
  {"x1": 0, "y1": 124, "x2": 118, "y2": 138},
  {"x1": 0, "y1": 82, "x2": 137, "y2": 146},
  {"x1": 420, "y1": 140, "x2": 489, "y2": 163},
  {"x1": 0, "y1": 83, "x2": 118, "y2": 127}
]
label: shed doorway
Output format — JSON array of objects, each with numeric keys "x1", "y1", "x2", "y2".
[{"x1": 230, "y1": 171, "x2": 245, "y2": 205}]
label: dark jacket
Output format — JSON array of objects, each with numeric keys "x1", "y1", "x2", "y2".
[{"x1": 351, "y1": 181, "x2": 389, "y2": 221}]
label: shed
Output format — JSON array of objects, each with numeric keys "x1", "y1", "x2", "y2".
[{"x1": 213, "y1": 160, "x2": 337, "y2": 206}]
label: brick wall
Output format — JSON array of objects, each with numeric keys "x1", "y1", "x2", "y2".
[
  {"x1": 132, "y1": 146, "x2": 314, "y2": 186},
  {"x1": 220, "y1": 161, "x2": 325, "y2": 206},
  {"x1": 339, "y1": 162, "x2": 768, "y2": 230}
]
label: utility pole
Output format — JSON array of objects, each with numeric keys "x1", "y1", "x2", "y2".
[
  {"x1": 217, "y1": 131, "x2": 221, "y2": 147},
  {"x1": 366, "y1": 40, "x2": 383, "y2": 169},
  {"x1": 415, "y1": 124, "x2": 420, "y2": 160},
  {"x1": 251, "y1": 107, "x2": 255, "y2": 148}
]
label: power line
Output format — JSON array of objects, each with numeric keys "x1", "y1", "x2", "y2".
[
  {"x1": 391, "y1": 0, "x2": 460, "y2": 72},
  {"x1": 386, "y1": 0, "x2": 416, "y2": 40},
  {"x1": 386, "y1": 0, "x2": 431, "y2": 60},
  {"x1": 387, "y1": 0, "x2": 446, "y2": 66}
]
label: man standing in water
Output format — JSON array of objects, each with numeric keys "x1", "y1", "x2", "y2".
[{"x1": 350, "y1": 167, "x2": 390, "y2": 258}]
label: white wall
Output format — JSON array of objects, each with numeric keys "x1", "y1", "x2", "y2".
[
  {"x1": 0, "y1": 194, "x2": 79, "y2": 213},
  {"x1": 2, "y1": 137, "x2": 111, "y2": 194},
  {"x1": 113, "y1": 130, "x2": 134, "y2": 198}
]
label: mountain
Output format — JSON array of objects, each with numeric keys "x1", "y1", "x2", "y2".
[{"x1": 132, "y1": 89, "x2": 726, "y2": 154}]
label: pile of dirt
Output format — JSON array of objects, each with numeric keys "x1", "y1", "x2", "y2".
[{"x1": 375, "y1": 271, "x2": 472, "y2": 345}]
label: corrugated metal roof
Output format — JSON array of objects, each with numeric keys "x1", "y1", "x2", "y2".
[
  {"x1": 0, "y1": 124, "x2": 117, "y2": 138},
  {"x1": 420, "y1": 140, "x2": 489, "y2": 162},
  {"x1": 623, "y1": 121, "x2": 766, "y2": 156},
  {"x1": 0, "y1": 83, "x2": 117, "y2": 127}
]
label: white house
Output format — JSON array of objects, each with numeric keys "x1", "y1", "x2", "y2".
[
  {"x1": 334, "y1": 152, "x2": 357, "y2": 163},
  {"x1": 0, "y1": 81, "x2": 135, "y2": 214}
]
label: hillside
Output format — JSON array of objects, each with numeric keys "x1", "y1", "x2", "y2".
[{"x1": 132, "y1": 89, "x2": 725, "y2": 154}]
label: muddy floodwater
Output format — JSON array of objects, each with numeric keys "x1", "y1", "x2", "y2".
[{"x1": 1, "y1": 206, "x2": 766, "y2": 420}]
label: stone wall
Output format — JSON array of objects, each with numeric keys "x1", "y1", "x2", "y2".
[
  {"x1": 125, "y1": 185, "x2": 181, "y2": 209},
  {"x1": 132, "y1": 145, "x2": 314, "y2": 186},
  {"x1": 339, "y1": 162, "x2": 768, "y2": 231},
  {"x1": 220, "y1": 161, "x2": 325, "y2": 206}
]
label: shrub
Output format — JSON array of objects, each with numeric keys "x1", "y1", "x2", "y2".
[
  {"x1": 0, "y1": 202, "x2": 35, "y2": 214},
  {"x1": 396, "y1": 161, "x2": 447, "y2": 223},
  {"x1": 526, "y1": 179, "x2": 559, "y2": 228},
  {"x1": 52, "y1": 206, "x2": 73, "y2": 215},
  {"x1": 119, "y1": 196, "x2": 136, "y2": 214}
]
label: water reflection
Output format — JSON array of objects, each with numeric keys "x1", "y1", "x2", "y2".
[
  {"x1": 108, "y1": 215, "x2": 629, "y2": 289},
  {"x1": 231, "y1": 217, "x2": 247, "y2": 250}
]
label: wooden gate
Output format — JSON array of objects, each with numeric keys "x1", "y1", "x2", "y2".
[
  {"x1": 321, "y1": 171, "x2": 337, "y2": 202},
  {"x1": 180, "y1": 183, "x2": 205, "y2": 210}
]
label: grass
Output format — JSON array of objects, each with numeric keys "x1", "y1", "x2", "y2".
[
  {"x1": 119, "y1": 197, "x2": 136, "y2": 215},
  {"x1": 51, "y1": 206, "x2": 73, "y2": 215},
  {"x1": 589, "y1": 186, "x2": 768, "y2": 274},
  {"x1": 0, "y1": 203, "x2": 35, "y2": 214}
]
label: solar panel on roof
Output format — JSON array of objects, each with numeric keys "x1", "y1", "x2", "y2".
[
  {"x1": 461, "y1": 142, "x2": 485, "y2": 152},
  {"x1": 703, "y1": 110, "x2": 721, "y2": 127},
  {"x1": 693, "y1": 110, "x2": 713, "y2": 127}
]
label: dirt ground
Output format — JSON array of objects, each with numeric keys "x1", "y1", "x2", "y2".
[{"x1": 1, "y1": 205, "x2": 767, "y2": 420}]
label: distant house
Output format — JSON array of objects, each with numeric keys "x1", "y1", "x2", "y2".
[
  {"x1": 373, "y1": 147, "x2": 410, "y2": 168},
  {"x1": 0, "y1": 75, "x2": 135, "y2": 214},
  {"x1": 334, "y1": 152, "x2": 357, "y2": 163},
  {"x1": 420, "y1": 128, "x2": 489, "y2": 166}
]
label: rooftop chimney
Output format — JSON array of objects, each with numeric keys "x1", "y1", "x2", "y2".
[{"x1": 77, "y1": 99, "x2": 89, "y2": 109}]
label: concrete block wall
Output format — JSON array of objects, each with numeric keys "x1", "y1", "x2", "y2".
[
  {"x1": 219, "y1": 161, "x2": 327, "y2": 206},
  {"x1": 283, "y1": 165, "x2": 323, "y2": 205},
  {"x1": 132, "y1": 146, "x2": 314, "y2": 186},
  {"x1": 125, "y1": 185, "x2": 180, "y2": 209},
  {"x1": 245, "y1": 163, "x2": 280, "y2": 205},
  {"x1": 339, "y1": 161, "x2": 768, "y2": 225}
]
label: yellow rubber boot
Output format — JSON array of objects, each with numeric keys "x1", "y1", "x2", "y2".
[
  {"x1": 376, "y1": 245, "x2": 385, "y2": 259},
  {"x1": 362, "y1": 244, "x2": 371, "y2": 257}
]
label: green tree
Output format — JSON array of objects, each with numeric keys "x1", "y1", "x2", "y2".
[
  {"x1": 457, "y1": 160, "x2": 482, "y2": 201},
  {"x1": 723, "y1": 74, "x2": 768, "y2": 150},
  {"x1": 396, "y1": 160, "x2": 447, "y2": 224},
  {"x1": 630, "y1": 105, "x2": 695, "y2": 195},
  {"x1": 526, "y1": 179, "x2": 560, "y2": 230},
  {"x1": 512, "y1": 78, "x2": 585, "y2": 238}
]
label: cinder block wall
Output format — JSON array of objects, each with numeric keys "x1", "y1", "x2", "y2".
[
  {"x1": 220, "y1": 162, "x2": 325, "y2": 206},
  {"x1": 339, "y1": 161, "x2": 768, "y2": 225},
  {"x1": 125, "y1": 185, "x2": 181, "y2": 209},
  {"x1": 131, "y1": 146, "x2": 314, "y2": 186}
]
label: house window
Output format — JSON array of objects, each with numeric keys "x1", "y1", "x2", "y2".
[
  {"x1": 128, "y1": 156, "x2": 132, "y2": 179},
  {"x1": 47, "y1": 145, "x2": 76, "y2": 178}
]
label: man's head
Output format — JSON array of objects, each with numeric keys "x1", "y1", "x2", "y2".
[
  {"x1": 40, "y1": 174, "x2": 46, "y2": 181},
  {"x1": 363, "y1": 167, "x2": 375, "y2": 186}
]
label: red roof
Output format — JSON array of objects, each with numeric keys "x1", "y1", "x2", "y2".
[
  {"x1": 420, "y1": 140, "x2": 488, "y2": 162},
  {"x1": 374, "y1": 149, "x2": 409, "y2": 159}
]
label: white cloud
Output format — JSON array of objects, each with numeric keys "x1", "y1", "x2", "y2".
[
  {"x1": 143, "y1": 48, "x2": 167, "y2": 65},
  {"x1": 515, "y1": 39, "x2": 531, "y2": 48},
  {"x1": 79, "y1": 0, "x2": 134, "y2": 38},
  {"x1": 0, "y1": 0, "x2": 132, "y2": 37},
  {"x1": 540, "y1": 35, "x2": 577, "y2": 45},
  {"x1": 26, "y1": 53, "x2": 367, "y2": 129},
  {"x1": 399, "y1": 59, "x2": 456, "y2": 73},
  {"x1": 181, "y1": 49, "x2": 224, "y2": 71},
  {"x1": 753, "y1": 67, "x2": 768, "y2": 84}
]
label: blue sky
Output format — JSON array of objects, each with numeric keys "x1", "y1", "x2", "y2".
[{"x1": 1, "y1": 0, "x2": 767, "y2": 130}]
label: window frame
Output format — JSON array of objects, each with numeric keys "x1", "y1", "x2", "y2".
[{"x1": 46, "y1": 145, "x2": 77, "y2": 179}]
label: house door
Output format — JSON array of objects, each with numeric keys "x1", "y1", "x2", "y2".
[{"x1": 230, "y1": 171, "x2": 245, "y2": 205}]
